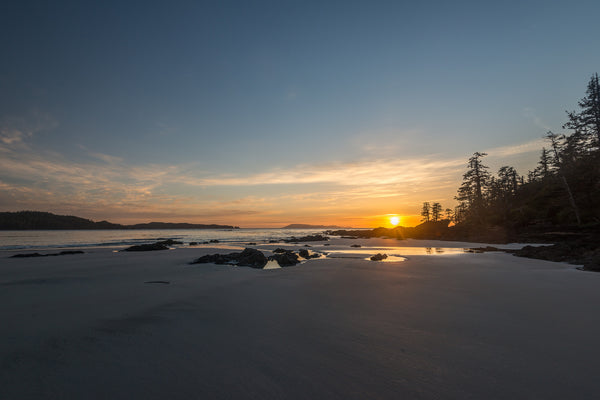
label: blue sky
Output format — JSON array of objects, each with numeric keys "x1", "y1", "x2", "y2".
[{"x1": 1, "y1": 0, "x2": 599, "y2": 227}]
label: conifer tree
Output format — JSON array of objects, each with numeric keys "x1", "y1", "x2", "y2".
[
  {"x1": 420, "y1": 202, "x2": 431, "y2": 222},
  {"x1": 564, "y1": 73, "x2": 600, "y2": 147},
  {"x1": 546, "y1": 131, "x2": 581, "y2": 225},
  {"x1": 431, "y1": 202, "x2": 442, "y2": 222},
  {"x1": 537, "y1": 147, "x2": 551, "y2": 179},
  {"x1": 455, "y1": 152, "x2": 490, "y2": 222}
]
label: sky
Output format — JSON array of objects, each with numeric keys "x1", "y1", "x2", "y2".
[{"x1": 1, "y1": 0, "x2": 599, "y2": 228}]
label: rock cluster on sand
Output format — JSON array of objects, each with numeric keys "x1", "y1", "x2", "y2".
[
  {"x1": 10, "y1": 250, "x2": 85, "y2": 258},
  {"x1": 191, "y1": 248, "x2": 268, "y2": 268},
  {"x1": 191, "y1": 248, "x2": 322, "y2": 269},
  {"x1": 298, "y1": 249, "x2": 321, "y2": 259},
  {"x1": 283, "y1": 234, "x2": 329, "y2": 243},
  {"x1": 370, "y1": 253, "x2": 388, "y2": 261},
  {"x1": 269, "y1": 250, "x2": 300, "y2": 267},
  {"x1": 122, "y1": 243, "x2": 169, "y2": 252},
  {"x1": 121, "y1": 239, "x2": 183, "y2": 252},
  {"x1": 511, "y1": 243, "x2": 600, "y2": 271},
  {"x1": 468, "y1": 240, "x2": 600, "y2": 271},
  {"x1": 157, "y1": 239, "x2": 183, "y2": 245}
]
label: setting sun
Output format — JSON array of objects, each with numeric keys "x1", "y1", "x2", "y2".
[{"x1": 390, "y1": 216, "x2": 400, "y2": 226}]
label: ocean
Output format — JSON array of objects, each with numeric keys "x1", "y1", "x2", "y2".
[{"x1": 0, "y1": 228, "x2": 338, "y2": 251}]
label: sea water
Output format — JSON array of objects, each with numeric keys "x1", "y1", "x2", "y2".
[{"x1": 0, "y1": 228, "x2": 335, "y2": 251}]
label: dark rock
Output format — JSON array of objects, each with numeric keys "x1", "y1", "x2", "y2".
[
  {"x1": 304, "y1": 244, "x2": 311, "y2": 247},
  {"x1": 323, "y1": 243, "x2": 330, "y2": 246},
  {"x1": 192, "y1": 253, "x2": 229, "y2": 264},
  {"x1": 298, "y1": 249, "x2": 310, "y2": 258},
  {"x1": 370, "y1": 253, "x2": 388, "y2": 261},
  {"x1": 269, "y1": 240, "x2": 278, "y2": 243},
  {"x1": 189, "y1": 242, "x2": 198, "y2": 246},
  {"x1": 56, "y1": 250, "x2": 84, "y2": 256},
  {"x1": 10, "y1": 250, "x2": 85, "y2": 258},
  {"x1": 156, "y1": 239, "x2": 183, "y2": 246},
  {"x1": 350, "y1": 244, "x2": 361, "y2": 248},
  {"x1": 583, "y1": 263, "x2": 600, "y2": 271},
  {"x1": 247, "y1": 242, "x2": 257, "y2": 246},
  {"x1": 467, "y1": 246, "x2": 501, "y2": 253},
  {"x1": 299, "y1": 249, "x2": 321, "y2": 259},
  {"x1": 10, "y1": 253, "x2": 44, "y2": 258},
  {"x1": 283, "y1": 234, "x2": 329, "y2": 243},
  {"x1": 209, "y1": 239, "x2": 220, "y2": 243},
  {"x1": 191, "y1": 248, "x2": 267, "y2": 268},
  {"x1": 236, "y1": 248, "x2": 268, "y2": 267},
  {"x1": 122, "y1": 242, "x2": 169, "y2": 252},
  {"x1": 269, "y1": 251, "x2": 300, "y2": 267},
  {"x1": 272, "y1": 248, "x2": 289, "y2": 253}
]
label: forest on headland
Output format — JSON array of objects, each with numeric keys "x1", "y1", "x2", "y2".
[
  {"x1": 330, "y1": 74, "x2": 600, "y2": 269},
  {"x1": 0, "y1": 211, "x2": 238, "y2": 230}
]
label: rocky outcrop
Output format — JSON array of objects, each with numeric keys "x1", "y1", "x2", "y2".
[
  {"x1": 269, "y1": 250, "x2": 300, "y2": 266},
  {"x1": 122, "y1": 242, "x2": 169, "y2": 251},
  {"x1": 191, "y1": 248, "x2": 268, "y2": 268},
  {"x1": 370, "y1": 253, "x2": 388, "y2": 261},
  {"x1": 156, "y1": 239, "x2": 183, "y2": 245},
  {"x1": 298, "y1": 249, "x2": 321, "y2": 259},
  {"x1": 191, "y1": 247, "x2": 323, "y2": 268},
  {"x1": 10, "y1": 250, "x2": 85, "y2": 258},
  {"x1": 284, "y1": 234, "x2": 329, "y2": 243}
]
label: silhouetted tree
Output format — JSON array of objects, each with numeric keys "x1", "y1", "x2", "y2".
[
  {"x1": 456, "y1": 152, "x2": 490, "y2": 223},
  {"x1": 546, "y1": 131, "x2": 581, "y2": 225},
  {"x1": 536, "y1": 147, "x2": 552, "y2": 180},
  {"x1": 420, "y1": 202, "x2": 431, "y2": 222},
  {"x1": 564, "y1": 73, "x2": 600, "y2": 147},
  {"x1": 453, "y1": 203, "x2": 467, "y2": 224},
  {"x1": 426, "y1": 74, "x2": 600, "y2": 229},
  {"x1": 497, "y1": 166, "x2": 518, "y2": 196},
  {"x1": 431, "y1": 202, "x2": 442, "y2": 222}
]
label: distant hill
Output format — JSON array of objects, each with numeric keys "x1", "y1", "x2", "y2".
[
  {"x1": 281, "y1": 224, "x2": 350, "y2": 229},
  {"x1": 0, "y1": 211, "x2": 237, "y2": 230}
]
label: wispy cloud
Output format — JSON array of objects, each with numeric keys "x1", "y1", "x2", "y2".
[
  {"x1": 0, "y1": 128, "x2": 543, "y2": 226},
  {"x1": 0, "y1": 139, "x2": 467, "y2": 224},
  {"x1": 485, "y1": 138, "x2": 545, "y2": 158},
  {"x1": 179, "y1": 157, "x2": 464, "y2": 187},
  {"x1": 0, "y1": 110, "x2": 58, "y2": 148}
]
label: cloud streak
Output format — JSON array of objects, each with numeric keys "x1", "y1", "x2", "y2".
[{"x1": 0, "y1": 133, "x2": 545, "y2": 225}]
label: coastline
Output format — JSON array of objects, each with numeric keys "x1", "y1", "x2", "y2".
[{"x1": 2, "y1": 238, "x2": 598, "y2": 398}]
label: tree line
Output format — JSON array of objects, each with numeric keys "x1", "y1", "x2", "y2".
[
  {"x1": 449, "y1": 73, "x2": 600, "y2": 229},
  {"x1": 420, "y1": 202, "x2": 452, "y2": 222}
]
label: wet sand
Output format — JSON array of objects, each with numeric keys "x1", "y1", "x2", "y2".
[{"x1": 1, "y1": 238, "x2": 599, "y2": 399}]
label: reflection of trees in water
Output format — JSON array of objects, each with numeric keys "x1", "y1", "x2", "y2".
[
  {"x1": 425, "y1": 247, "x2": 432, "y2": 254},
  {"x1": 435, "y1": 248, "x2": 444, "y2": 254}
]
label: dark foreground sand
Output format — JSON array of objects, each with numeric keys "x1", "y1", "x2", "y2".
[{"x1": 1, "y1": 239, "x2": 599, "y2": 399}]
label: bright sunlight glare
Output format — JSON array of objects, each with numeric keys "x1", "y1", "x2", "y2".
[{"x1": 390, "y1": 216, "x2": 400, "y2": 226}]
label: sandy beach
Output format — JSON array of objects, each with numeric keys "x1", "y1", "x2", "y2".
[{"x1": 1, "y1": 238, "x2": 599, "y2": 399}]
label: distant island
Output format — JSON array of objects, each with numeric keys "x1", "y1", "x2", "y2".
[
  {"x1": 0, "y1": 211, "x2": 239, "y2": 230},
  {"x1": 281, "y1": 224, "x2": 351, "y2": 229}
]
